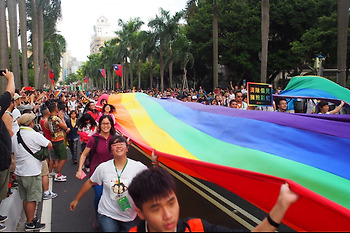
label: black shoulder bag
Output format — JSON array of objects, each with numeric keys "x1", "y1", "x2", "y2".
[{"x1": 17, "y1": 131, "x2": 49, "y2": 161}]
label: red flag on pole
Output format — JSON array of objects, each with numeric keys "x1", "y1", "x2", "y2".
[
  {"x1": 113, "y1": 65, "x2": 122, "y2": 77},
  {"x1": 99, "y1": 69, "x2": 106, "y2": 78},
  {"x1": 49, "y1": 69, "x2": 55, "y2": 79}
]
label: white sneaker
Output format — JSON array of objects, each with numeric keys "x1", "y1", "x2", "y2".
[
  {"x1": 43, "y1": 192, "x2": 58, "y2": 200},
  {"x1": 49, "y1": 172, "x2": 56, "y2": 178},
  {"x1": 54, "y1": 175, "x2": 66, "y2": 182}
]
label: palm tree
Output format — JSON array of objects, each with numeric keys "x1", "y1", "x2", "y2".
[
  {"x1": 116, "y1": 18, "x2": 144, "y2": 90},
  {"x1": 38, "y1": 3, "x2": 45, "y2": 88},
  {"x1": 213, "y1": 0, "x2": 219, "y2": 90},
  {"x1": 42, "y1": 0, "x2": 64, "y2": 89},
  {"x1": 165, "y1": 11, "x2": 184, "y2": 89},
  {"x1": 185, "y1": 0, "x2": 200, "y2": 22},
  {"x1": 149, "y1": 9, "x2": 169, "y2": 92},
  {"x1": 30, "y1": 0, "x2": 40, "y2": 88},
  {"x1": 337, "y1": 0, "x2": 349, "y2": 87},
  {"x1": 172, "y1": 29, "x2": 194, "y2": 90},
  {"x1": 8, "y1": 0, "x2": 21, "y2": 87},
  {"x1": 261, "y1": 0, "x2": 269, "y2": 83},
  {"x1": 19, "y1": 0, "x2": 29, "y2": 87},
  {"x1": 0, "y1": 0, "x2": 10, "y2": 93},
  {"x1": 141, "y1": 31, "x2": 157, "y2": 89}
]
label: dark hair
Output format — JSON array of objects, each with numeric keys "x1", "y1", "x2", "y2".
[
  {"x1": 84, "y1": 101, "x2": 96, "y2": 114},
  {"x1": 229, "y1": 99, "x2": 237, "y2": 105},
  {"x1": 78, "y1": 113, "x2": 97, "y2": 129},
  {"x1": 318, "y1": 101, "x2": 329, "y2": 112},
  {"x1": 48, "y1": 102, "x2": 57, "y2": 113},
  {"x1": 108, "y1": 135, "x2": 128, "y2": 152},
  {"x1": 41, "y1": 108, "x2": 50, "y2": 116},
  {"x1": 277, "y1": 98, "x2": 287, "y2": 106},
  {"x1": 69, "y1": 110, "x2": 78, "y2": 116},
  {"x1": 102, "y1": 104, "x2": 115, "y2": 113},
  {"x1": 98, "y1": 115, "x2": 116, "y2": 135},
  {"x1": 128, "y1": 167, "x2": 177, "y2": 210}
]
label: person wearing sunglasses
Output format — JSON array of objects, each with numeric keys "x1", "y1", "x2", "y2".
[{"x1": 235, "y1": 92, "x2": 248, "y2": 110}]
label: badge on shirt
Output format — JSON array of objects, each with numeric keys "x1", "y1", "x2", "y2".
[{"x1": 117, "y1": 196, "x2": 131, "y2": 211}]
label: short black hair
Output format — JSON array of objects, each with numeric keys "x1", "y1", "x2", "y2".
[
  {"x1": 128, "y1": 167, "x2": 176, "y2": 210},
  {"x1": 48, "y1": 102, "x2": 57, "y2": 113},
  {"x1": 108, "y1": 135, "x2": 128, "y2": 152},
  {"x1": 277, "y1": 98, "x2": 287, "y2": 106}
]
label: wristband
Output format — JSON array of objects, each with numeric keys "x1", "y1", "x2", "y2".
[{"x1": 267, "y1": 214, "x2": 280, "y2": 228}]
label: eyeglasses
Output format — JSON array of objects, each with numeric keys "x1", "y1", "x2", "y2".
[
  {"x1": 237, "y1": 96, "x2": 243, "y2": 98},
  {"x1": 111, "y1": 142, "x2": 127, "y2": 147}
]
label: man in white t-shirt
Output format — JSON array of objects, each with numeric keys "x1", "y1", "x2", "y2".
[
  {"x1": 67, "y1": 95, "x2": 78, "y2": 114},
  {"x1": 12, "y1": 113, "x2": 51, "y2": 232}
]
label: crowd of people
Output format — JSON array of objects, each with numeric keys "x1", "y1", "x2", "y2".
[{"x1": 0, "y1": 68, "x2": 348, "y2": 232}]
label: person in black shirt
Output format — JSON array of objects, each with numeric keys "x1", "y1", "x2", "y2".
[
  {"x1": 128, "y1": 167, "x2": 299, "y2": 232},
  {"x1": 0, "y1": 69, "x2": 15, "y2": 231}
]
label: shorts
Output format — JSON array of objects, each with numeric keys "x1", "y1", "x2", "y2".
[
  {"x1": 52, "y1": 141, "x2": 67, "y2": 160},
  {"x1": 42, "y1": 161, "x2": 49, "y2": 177},
  {"x1": 0, "y1": 169, "x2": 10, "y2": 202},
  {"x1": 49, "y1": 148, "x2": 56, "y2": 160},
  {"x1": 17, "y1": 175, "x2": 42, "y2": 202}
]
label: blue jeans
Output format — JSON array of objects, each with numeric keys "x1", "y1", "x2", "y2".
[
  {"x1": 98, "y1": 214, "x2": 138, "y2": 232},
  {"x1": 93, "y1": 185, "x2": 103, "y2": 213},
  {"x1": 68, "y1": 139, "x2": 79, "y2": 160}
]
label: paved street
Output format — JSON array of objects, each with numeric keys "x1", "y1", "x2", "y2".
[{"x1": 47, "y1": 144, "x2": 294, "y2": 232}]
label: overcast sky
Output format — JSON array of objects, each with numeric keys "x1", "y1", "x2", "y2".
[{"x1": 57, "y1": 0, "x2": 188, "y2": 62}]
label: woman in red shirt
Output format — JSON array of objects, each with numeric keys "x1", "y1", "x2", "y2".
[{"x1": 84, "y1": 101, "x2": 99, "y2": 122}]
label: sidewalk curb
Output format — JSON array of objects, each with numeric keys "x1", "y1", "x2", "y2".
[{"x1": 0, "y1": 189, "x2": 23, "y2": 232}]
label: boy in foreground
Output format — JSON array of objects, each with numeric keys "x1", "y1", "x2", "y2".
[{"x1": 128, "y1": 167, "x2": 299, "y2": 232}]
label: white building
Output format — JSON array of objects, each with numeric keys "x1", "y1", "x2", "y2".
[{"x1": 90, "y1": 16, "x2": 116, "y2": 55}]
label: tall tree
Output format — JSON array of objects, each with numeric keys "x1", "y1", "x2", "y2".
[
  {"x1": 116, "y1": 18, "x2": 144, "y2": 89},
  {"x1": 19, "y1": 0, "x2": 29, "y2": 87},
  {"x1": 31, "y1": 0, "x2": 40, "y2": 88},
  {"x1": 261, "y1": 0, "x2": 269, "y2": 83},
  {"x1": 213, "y1": 0, "x2": 218, "y2": 90},
  {"x1": 8, "y1": 0, "x2": 21, "y2": 87},
  {"x1": 38, "y1": 3, "x2": 45, "y2": 88},
  {"x1": 337, "y1": 0, "x2": 349, "y2": 87},
  {"x1": 165, "y1": 10, "x2": 184, "y2": 89},
  {"x1": 141, "y1": 31, "x2": 157, "y2": 89},
  {"x1": 0, "y1": 0, "x2": 9, "y2": 93},
  {"x1": 149, "y1": 9, "x2": 169, "y2": 92}
]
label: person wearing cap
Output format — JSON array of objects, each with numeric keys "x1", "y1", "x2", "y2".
[
  {"x1": 191, "y1": 96, "x2": 198, "y2": 103},
  {"x1": 12, "y1": 93, "x2": 22, "y2": 135},
  {"x1": 0, "y1": 69, "x2": 15, "y2": 232},
  {"x1": 12, "y1": 113, "x2": 52, "y2": 231}
]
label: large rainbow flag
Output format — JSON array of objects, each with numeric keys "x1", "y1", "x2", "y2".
[
  {"x1": 278, "y1": 76, "x2": 350, "y2": 105},
  {"x1": 108, "y1": 93, "x2": 350, "y2": 231}
]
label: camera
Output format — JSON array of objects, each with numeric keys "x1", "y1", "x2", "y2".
[{"x1": 0, "y1": 70, "x2": 6, "y2": 76}]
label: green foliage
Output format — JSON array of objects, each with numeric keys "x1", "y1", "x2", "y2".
[
  {"x1": 77, "y1": 0, "x2": 347, "y2": 91},
  {"x1": 65, "y1": 73, "x2": 79, "y2": 85}
]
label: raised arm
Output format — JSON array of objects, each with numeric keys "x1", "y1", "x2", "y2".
[
  {"x1": 3, "y1": 69, "x2": 15, "y2": 98},
  {"x1": 252, "y1": 183, "x2": 299, "y2": 232},
  {"x1": 329, "y1": 101, "x2": 345, "y2": 114}
]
